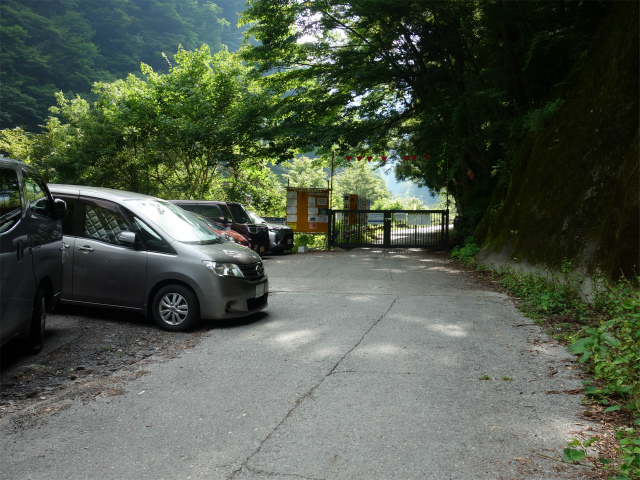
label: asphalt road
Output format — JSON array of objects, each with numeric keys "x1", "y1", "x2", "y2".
[{"x1": 0, "y1": 248, "x2": 593, "y2": 480}]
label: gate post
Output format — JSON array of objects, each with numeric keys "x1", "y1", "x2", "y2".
[
  {"x1": 327, "y1": 209, "x2": 333, "y2": 248},
  {"x1": 383, "y1": 211, "x2": 392, "y2": 247},
  {"x1": 445, "y1": 209, "x2": 450, "y2": 249}
]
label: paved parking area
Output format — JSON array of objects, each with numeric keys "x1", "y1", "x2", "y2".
[{"x1": 0, "y1": 248, "x2": 593, "y2": 479}]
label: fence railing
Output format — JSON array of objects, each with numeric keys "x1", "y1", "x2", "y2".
[{"x1": 329, "y1": 210, "x2": 449, "y2": 249}]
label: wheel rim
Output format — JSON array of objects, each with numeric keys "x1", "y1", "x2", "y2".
[{"x1": 158, "y1": 292, "x2": 189, "y2": 326}]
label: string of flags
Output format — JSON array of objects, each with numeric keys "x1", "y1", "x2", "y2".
[{"x1": 345, "y1": 155, "x2": 430, "y2": 163}]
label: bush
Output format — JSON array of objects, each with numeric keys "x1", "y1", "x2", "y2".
[
  {"x1": 569, "y1": 277, "x2": 640, "y2": 416},
  {"x1": 450, "y1": 238, "x2": 480, "y2": 265},
  {"x1": 294, "y1": 233, "x2": 327, "y2": 250}
]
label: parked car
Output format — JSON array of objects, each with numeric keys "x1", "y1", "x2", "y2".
[
  {"x1": 189, "y1": 211, "x2": 252, "y2": 249},
  {"x1": 48, "y1": 185, "x2": 268, "y2": 331},
  {"x1": 1, "y1": 157, "x2": 67, "y2": 352},
  {"x1": 248, "y1": 211, "x2": 295, "y2": 254},
  {"x1": 170, "y1": 200, "x2": 270, "y2": 255}
]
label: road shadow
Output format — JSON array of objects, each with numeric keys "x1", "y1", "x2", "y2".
[{"x1": 202, "y1": 311, "x2": 269, "y2": 331}]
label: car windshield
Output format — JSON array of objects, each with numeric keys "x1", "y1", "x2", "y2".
[
  {"x1": 227, "y1": 203, "x2": 252, "y2": 224},
  {"x1": 125, "y1": 199, "x2": 223, "y2": 245},
  {"x1": 249, "y1": 211, "x2": 266, "y2": 224},
  {"x1": 191, "y1": 212, "x2": 231, "y2": 232}
]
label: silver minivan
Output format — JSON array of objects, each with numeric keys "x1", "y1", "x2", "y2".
[
  {"x1": 1, "y1": 157, "x2": 66, "y2": 352},
  {"x1": 49, "y1": 185, "x2": 268, "y2": 331}
]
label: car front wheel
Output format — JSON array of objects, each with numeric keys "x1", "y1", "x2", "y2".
[{"x1": 151, "y1": 285, "x2": 200, "y2": 332}]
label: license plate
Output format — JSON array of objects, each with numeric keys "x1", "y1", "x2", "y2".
[
  {"x1": 260, "y1": 246, "x2": 265, "y2": 252},
  {"x1": 256, "y1": 283, "x2": 265, "y2": 298}
]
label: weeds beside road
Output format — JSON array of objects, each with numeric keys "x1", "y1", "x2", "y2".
[{"x1": 452, "y1": 240, "x2": 640, "y2": 480}]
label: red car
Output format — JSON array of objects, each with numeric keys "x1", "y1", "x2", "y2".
[{"x1": 191, "y1": 212, "x2": 252, "y2": 248}]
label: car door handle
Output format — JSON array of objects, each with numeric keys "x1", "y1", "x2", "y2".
[
  {"x1": 63, "y1": 243, "x2": 70, "y2": 249},
  {"x1": 78, "y1": 245, "x2": 94, "y2": 252}
]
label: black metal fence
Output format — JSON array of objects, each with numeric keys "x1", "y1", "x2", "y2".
[{"x1": 328, "y1": 210, "x2": 449, "y2": 249}]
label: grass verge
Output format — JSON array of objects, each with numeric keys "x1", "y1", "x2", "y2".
[{"x1": 452, "y1": 239, "x2": 640, "y2": 480}]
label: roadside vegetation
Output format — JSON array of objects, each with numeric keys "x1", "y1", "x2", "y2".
[
  {"x1": 293, "y1": 234, "x2": 327, "y2": 251},
  {"x1": 451, "y1": 239, "x2": 640, "y2": 479}
]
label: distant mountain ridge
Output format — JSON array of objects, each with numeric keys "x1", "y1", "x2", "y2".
[{"x1": 0, "y1": 0, "x2": 247, "y2": 131}]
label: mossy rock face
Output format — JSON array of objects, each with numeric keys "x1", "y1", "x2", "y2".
[{"x1": 475, "y1": 1, "x2": 639, "y2": 281}]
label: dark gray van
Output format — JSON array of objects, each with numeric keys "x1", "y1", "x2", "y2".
[{"x1": 0, "y1": 157, "x2": 66, "y2": 352}]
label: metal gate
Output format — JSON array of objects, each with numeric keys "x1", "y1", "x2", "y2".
[{"x1": 328, "y1": 210, "x2": 449, "y2": 249}]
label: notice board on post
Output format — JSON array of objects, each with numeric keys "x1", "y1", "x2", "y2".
[{"x1": 286, "y1": 188, "x2": 330, "y2": 233}]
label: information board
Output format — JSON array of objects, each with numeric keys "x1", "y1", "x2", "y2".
[{"x1": 286, "y1": 188, "x2": 330, "y2": 233}]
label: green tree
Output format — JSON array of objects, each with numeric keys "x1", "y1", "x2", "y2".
[
  {"x1": 3, "y1": 45, "x2": 282, "y2": 207},
  {"x1": 281, "y1": 156, "x2": 328, "y2": 188},
  {"x1": 219, "y1": 159, "x2": 286, "y2": 216},
  {"x1": 240, "y1": 0, "x2": 608, "y2": 233},
  {"x1": 331, "y1": 161, "x2": 391, "y2": 209}
]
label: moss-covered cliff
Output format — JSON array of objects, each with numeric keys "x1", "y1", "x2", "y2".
[{"x1": 475, "y1": 1, "x2": 639, "y2": 282}]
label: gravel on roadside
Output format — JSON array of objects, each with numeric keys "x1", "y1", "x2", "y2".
[{"x1": 0, "y1": 304, "x2": 210, "y2": 428}]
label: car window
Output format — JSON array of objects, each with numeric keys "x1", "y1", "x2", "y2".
[
  {"x1": 198, "y1": 205, "x2": 224, "y2": 220},
  {"x1": 178, "y1": 203, "x2": 197, "y2": 214},
  {"x1": 82, "y1": 203, "x2": 132, "y2": 246},
  {"x1": 227, "y1": 203, "x2": 251, "y2": 224},
  {"x1": 0, "y1": 166, "x2": 22, "y2": 233},
  {"x1": 123, "y1": 209, "x2": 174, "y2": 254},
  {"x1": 23, "y1": 171, "x2": 50, "y2": 217}
]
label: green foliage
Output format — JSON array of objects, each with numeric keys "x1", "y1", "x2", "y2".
[
  {"x1": 241, "y1": 0, "x2": 606, "y2": 233},
  {"x1": 294, "y1": 233, "x2": 327, "y2": 250},
  {"x1": 280, "y1": 156, "x2": 328, "y2": 189},
  {"x1": 569, "y1": 277, "x2": 640, "y2": 416},
  {"x1": 495, "y1": 258, "x2": 585, "y2": 320},
  {"x1": 450, "y1": 238, "x2": 480, "y2": 266},
  {"x1": 331, "y1": 161, "x2": 391, "y2": 209},
  {"x1": 553, "y1": 425, "x2": 640, "y2": 479},
  {"x1": 2, "y1": 45, "x2": 284, "y2": 210},
  {"x1": 0, "y1": 128, "x2": 35, "y2": 162},
  {"x1": 0, "y1": 0, "x2": 248, "y2": 131},
  {"x1": 374, "y1": 194, "x2": 424, "y2": 211},
  {"x1": 520, "y1": 99, "x2": 565, "y2": 134}
]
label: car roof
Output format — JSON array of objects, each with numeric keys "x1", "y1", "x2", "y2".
[
  {"x1": 171, "y1": 199, "x2": 240, "y2": 206},
  {"x1": 48, "y1": 184, "x2": 162, "y2": 203},
  {"x1": 0, "y1": 156, "x2": 39, "y2": 173}
]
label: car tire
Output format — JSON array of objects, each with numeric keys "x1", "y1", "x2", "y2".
[
  {"x1": 151, "y1": 285, "x2": 200, "y2": 332},
  {"x1": 26, "y1": 286, "x2": 46, "y2": 354}
]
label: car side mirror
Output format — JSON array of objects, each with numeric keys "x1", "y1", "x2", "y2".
[
  {"x1": 116, "y1": 231, "x2": 136, "y2": 247},
  {"x1": 53, "y1": 198, "x2": 67, "y2": 219}
]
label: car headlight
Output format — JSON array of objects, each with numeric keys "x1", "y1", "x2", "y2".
[{"x1": 203, "y1": 261, "x2": 245, "y2": 277}]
